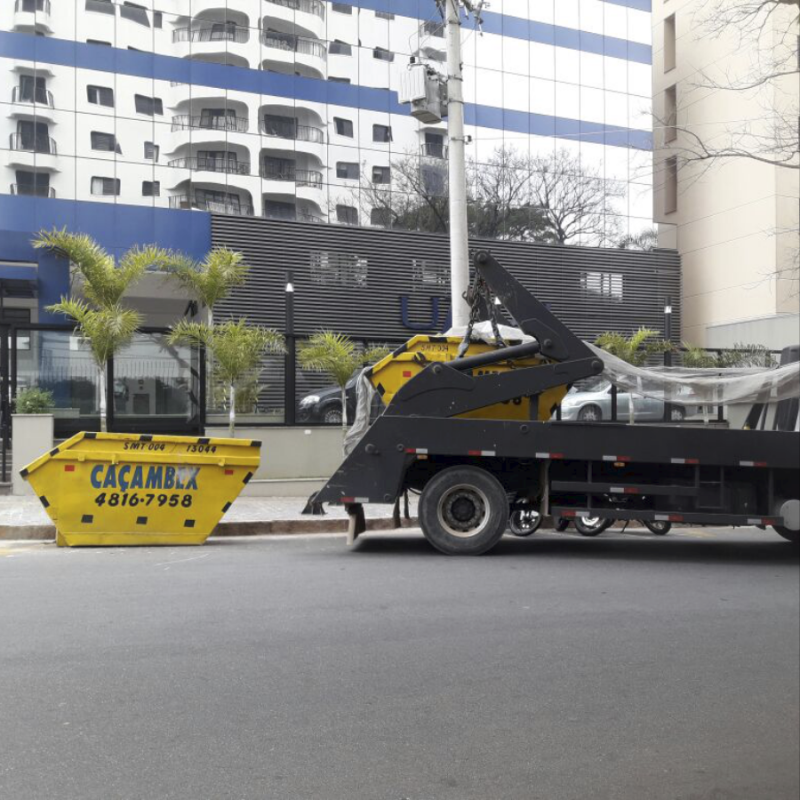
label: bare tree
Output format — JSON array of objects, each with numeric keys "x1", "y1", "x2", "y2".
[
  {"x1": 671, "y1": 0, "x2": 799, "y2": 170},
  {"x1": 352, "y1": 146, "x2": 622, "y2": 246},
  {"x1": 528, "y1": 149, "x2": 625, "y2": 246}
]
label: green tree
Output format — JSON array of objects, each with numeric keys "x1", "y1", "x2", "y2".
[
  {"x1": 32, "y1": 228, "x2": 176, "y2": 432},
  {"x1": 298, "y1": 332, "x2": 390, "y2": 440},
  {"x1": 595, "y1": 328, "x2": 672, "y2": 367},
  {"x1": 165, "y1": 247, "x2": 249, "y2": 312},
  {"x1": 682, "y1": 342, "x2": 776, "y2": 368},
  {"x1": 168, "y1": 320, "x2": 284, "y2": 436}
]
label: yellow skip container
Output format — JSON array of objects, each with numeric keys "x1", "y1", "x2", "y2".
[{"x1": 20, "y1": 432, "x2": 261, "y2": 547}]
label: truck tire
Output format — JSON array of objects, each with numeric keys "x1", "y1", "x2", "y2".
[
  {"x1": 509, "y1": 508, "x2": 542, "y2": 536},
  {"x1": 643, "y1": 520, "x2": 672, "y2": 535},
  {"x1": 773, "y1": 525, "x2": 800, "y2": 545},
  {"x1": 419, "y1": 466, "x2": 509, "y2": 555}
]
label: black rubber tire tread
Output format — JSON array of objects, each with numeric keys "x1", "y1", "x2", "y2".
[
  {"x1": 509, "y1": 509, "x2": 542, "y2": 537},
  {"x1": 419, "y1": 466, "x2": 509, "y2": 555},
  {"x1": 772, "y1": 525, "x2": 800, "y2": 544},
  {"x1": 575, "y1": 516, "x2": 613, "y2": 536},
  {"x1": 555, "y1": 517, "x2": 571, "y2": 532},
  {"x1": 643, "y1": 520, "x2": 672, "y2": 535}
]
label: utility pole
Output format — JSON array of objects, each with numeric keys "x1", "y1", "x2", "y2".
[{"x1": 444, "y1": 0, "x2": 470, "y2": 327}]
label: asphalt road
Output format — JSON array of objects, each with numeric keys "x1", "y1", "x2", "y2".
[{"x1": 1, "y1": 528, "x2": 798, "y2": 800}]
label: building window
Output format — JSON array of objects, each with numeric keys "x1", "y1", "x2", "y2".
[
  {"x1": 144, "y1": 141, "x2": 159, "y2": 161},
  {"x1": 264, "y1": 200, "x2": 297, "y2": 221},
  {"x1": 334, "y1": 117, "x2": 354, "y2": 137},
  {"x1": 90, "y1": 132, "x2": 121, "y2": 153},
  {"x1": 370, "y1": 208, "x2": 391, "y2": 227},
  {"x1": 372, "y1": 166, "x2": 390, "y2": 184},
  {"x1": 329, "y1": 40, "x2": 352, "y2": 56},
  {"x1": 664, "y1": 14, "x2": 676, "y2": 72},
  {"x1": 373, "y1": 47, "x2": 394, "y2": 62},
  {"x1": 422, "y1": 20, "x2": 445, "y2": 38},
  {"x1": 121, "y1": 2, "x2": 149, "y2": 26},
  {"x1": 17, "y1": 75, "x2": 48, "y2": 104},
  {"x1": 328, "y1": 76, "x2": 351, "y2": 84},
  {"x1": 375, "y1": 10, "x2": 394, "y2": 20},
  {"x1": 142, "y1": 181, "x2": 160, "y2": 197},
  {"x1": 13, "y1": 170, "x2": 51, "y2": 198},
  {"x1": 310, "y1": 251, "x2": 368, "y2": 287},
  {"x1": 91, "y1": 177, "x2": 120, "y2": 196},
  {"x1": 197, "y1": 151, "x2": 240, "y2": 172},
  {"x1": 87, "y1": 39, "x2": 112, "y2": 46},
  {"x1": 336, "y1": 205, "x2": 358, "y2": 225},
  {"x1": 336, "y1": 162, "x2": 359, "y2": 180},
  {"x1": 85, "y1": 0, "x2": 114, "y2": 15},
  {"x1": 580, "y1": 271, "x2": 623, "y2": 301},
  {"x1": 262, "y1": 114, "x2": 296, "y2": 138},
  {"x1": 373, "y1": 124, "x2": 392, "y2": 143},
  {"x1": 664, "y1": 85, "x2": 677, "y2": 143},
  {"x1": 664, "y1": 156, "x2": 678, "y2": 213},
  {"x1": 15, "y1": 120, "x2": 52, "y2": 153},
  {"x1": 423, "y1": 131, "x2": 446, "y2": 158},
  {"x1": 331, "y1": 3, "x2": 352, "y2": 13},
  {"x1": 134, "y1": 94, "x2": 163, "y2": 116},
  {"x1": 87, "y1": 85, "x2": 114, "y2": 107},
  {"x1": 153, "y1": 11, "x2": 162, "y2": 28},
  {"x1": 199, "y1": 108, "x2": 235, "y2": 128}
]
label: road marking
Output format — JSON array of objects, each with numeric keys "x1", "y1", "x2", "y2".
[{"x1": 153, "y1": 553, "x2": 211, "y2": 568}]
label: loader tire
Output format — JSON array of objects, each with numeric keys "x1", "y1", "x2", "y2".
[{"x1": 419, "y1": 466, "x2": 509, "y2": 556}]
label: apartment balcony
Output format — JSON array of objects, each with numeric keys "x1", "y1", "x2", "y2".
[
  {"x1": 263, "y1": 208, "x2": 324, "y2": 223},
  {"x1": 171, "y1": 115, "x2": 249, "y2": 133},
  {"x1": 261, "y1": 29, "x2": 327, "y2": 62},
  {"x1": 260, "y1": 166, "x2": 323, "y2": 188},
  {"x1": 10, "y1": 183, "x2": 55, "y2": 198},
  {"x1": 420, "y1": 142, "x2": 448, "y2": 159},
  {"x1": 9, "y1": 133, "x2": 57, "y2": 155},
  {"x1": 167, "y1": 156, "x2": 251, "y2": 175},
  {"x1": 262, "y1": 196, "x2": 324, "y2": 223},
  {"x1": 13, "y1": 0, "x2": 53, "y2": 31},
  {"x1": 173, "y1": 24, "x2": 250, "y2": 43},
  {"x1": 265, "y1": 0, "x2": 324, "y2": 19},
  {"x1": 11, "y1": 86, "x2": 54, "y2": 107},
  {"x1": 263, "y1": 0, "x2": 325, "y2": 38},
  {"x1": 259, "y1": 119, "x2": 324, "y2": 144},
  {"x1": 169, "y1": 193, "x2": 254, "y2": 216}
]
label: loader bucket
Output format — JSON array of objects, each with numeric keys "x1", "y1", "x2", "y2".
[{"x1": 20, "y1": 432, "x2": 261, "y2": 546}]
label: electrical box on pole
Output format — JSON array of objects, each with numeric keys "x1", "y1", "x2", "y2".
[{"x1": 398, "y1": 62, "x2": 448, "y2": 124}]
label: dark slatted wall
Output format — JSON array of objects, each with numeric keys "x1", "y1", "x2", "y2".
[{"x1": 211, "y1": 216, "x2": 682, "y2": 342}]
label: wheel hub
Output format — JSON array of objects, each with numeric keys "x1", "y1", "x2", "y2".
[{"x1": 437, "y1": 486, "x2": 489, "y2": 538}]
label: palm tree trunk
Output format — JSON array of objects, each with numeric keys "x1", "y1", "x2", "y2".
[
  {"x1": 98, "y1": 365, "x2": 108, "y2": 433},
  {"x1": 229, "y1": 382, "x2": 236, "y2": 437}
]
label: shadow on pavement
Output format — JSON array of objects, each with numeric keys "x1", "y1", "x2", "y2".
[{"x1": 350, "y1": 532, "x2": 800, "y2": 566}]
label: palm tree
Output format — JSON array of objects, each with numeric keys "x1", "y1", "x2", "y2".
[
  {"x1": 298, "y1": 332, "x2": 390, "y2": 441},
  {"x1": 168, "y1": 321, "x2": 284, "y2": 436},
  {"x1": 595, "y1": 328, "x2": 673, "y2": 424},
  {"x1": 32, "y1": 228, "x2": 176, "y2": 432},
  {"x1": 165, "y1": 247, "x2": 249, "y2": 314}
]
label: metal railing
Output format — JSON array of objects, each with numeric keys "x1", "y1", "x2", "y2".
[
  {"x1": 9, "y1": 133, "x2": 57, "y2": 154},
  {"x1": 10, "y1": 183, "x2": 55, "y2": 198},
  {"x1": 261, "y1": 30, "x2": 327, "y2": 60},
  {"x1": 265, "y1": 0, "x2": 325, "y2": 19},
  {"x1": 169, "y1": 194, "x2": 254, "y2": 216},
  {"x1": 261, "y1": 167, "x2": 323, "y2": 187},
  {"x1": 259, "y1": 120, "x2": 324, "y2": 143},
  {"x1": 263, "y1": 209, "x2": 324, "y2": 223},
  {"x1": 167, "y1": 156, "x2": 251, "y2": 175},
  {"x1": 170, "y1": 115, "x2": 249, "y2": 132},
  {"x1": 14, "y1": 0, "x2": 50, "y2": 13},
  {"x1": 11, "y1": 86, "x2": 54, "y2": 106},
  {"x1": 172, "y1": 25, "x2": 249, "y2": 43},
  {"x1": 420, "y1": 142, "x2": 447, "y2": 159}
]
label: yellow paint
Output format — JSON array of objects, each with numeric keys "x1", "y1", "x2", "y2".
[
  {"x1": 21, "y1": 432, "x2": 261, "y2": 547},
  {"x1": 369, "y1": 335, "x2": 567, "y2": 421}
]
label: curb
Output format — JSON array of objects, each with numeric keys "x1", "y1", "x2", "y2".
[{"x1": 0, "y1": 517, "x2": 420, "y2": 542}]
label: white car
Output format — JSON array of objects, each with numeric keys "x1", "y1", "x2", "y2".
[{"x1": 556, "y1": 379, "x2": 689, "y2": 422}]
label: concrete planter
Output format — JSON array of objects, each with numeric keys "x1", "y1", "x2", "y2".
[
  {"x1": 12, "y1": 414, "x2": 54, "y2": 496},
  {"x1": 205, "y1": 425, "x2": 345, "y2": 496}
]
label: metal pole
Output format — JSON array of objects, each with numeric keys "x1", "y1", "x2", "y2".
[
  {"x1": 284, "y1": 274, "x2": 296, "y2": 426},
  {"x1": 663, "y1": 296, "x2": 673, "y2": 421},
  {"x1": 445, "y1": 0, "x2": 470, "y2": 327}
]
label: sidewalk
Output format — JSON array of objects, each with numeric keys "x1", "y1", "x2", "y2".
[{"x1": 0, "y1": 495, "x2": 420, "y2": 541}]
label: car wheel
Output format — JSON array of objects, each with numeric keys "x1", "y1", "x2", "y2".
[
  {"x1": 670, "y1": 406, "x2": 685, "y2": 422},
  {"x1": 419, "y1": 466, "x2": 509, "y2": 555},
  {"x1": 574, "y1": 516, "x2": 613, "y2": 536},
  {"x1": 578, "y1": 405, "x2": 602, "y2": 422},
  {"x1": 509, "y1": 508, "x2": 542, "y2": 536},
  {"x1": 643, "y1": 519, "x2": 672, "y2": 535},
  {"x1": 322, "y1": 404, "x2": 343, "y2": 425}
]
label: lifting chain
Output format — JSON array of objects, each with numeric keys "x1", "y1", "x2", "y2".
[{"x1": 456, "y1": 274, "x2": 506, "y2": 358}]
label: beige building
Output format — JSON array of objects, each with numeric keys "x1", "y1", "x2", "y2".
[{"x1": 651, "y1": 0, "x2": 799, "y2": 348}]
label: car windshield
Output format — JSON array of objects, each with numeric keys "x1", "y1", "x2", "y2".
[{"x1": 569, "y1": 376, "x2": 611, "y2": 394}]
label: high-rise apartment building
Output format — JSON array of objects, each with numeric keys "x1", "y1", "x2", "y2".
[
  {"x1": 652, "y1": 0, "x2": 799, "y2": 347},
  {"x1": 2, "y1": 0, "x2": 654, "y2": 278}
]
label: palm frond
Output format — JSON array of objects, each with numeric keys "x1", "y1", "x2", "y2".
[{"x1": 166, "y1": 248, "x2": 250, "y2": 308}]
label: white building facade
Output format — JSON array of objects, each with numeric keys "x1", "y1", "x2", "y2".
[{"x1": 2, "y1": 0, "x2": 654, "y2": 239}]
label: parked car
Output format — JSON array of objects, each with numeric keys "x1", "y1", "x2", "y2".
[
  {"x1": 555, "y1": 378, "x2": 690, "y2": 422},
  {"x1": 298, "y1": 377, "x2": 358, "y2": 424}
]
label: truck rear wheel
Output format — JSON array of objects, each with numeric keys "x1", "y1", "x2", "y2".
[
  {"x1": 773, "y1": 525, "x2": 800, "y2": 545},
  {"x1": 419, "y1": 466, "x2": 509, "y2": 555}
]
